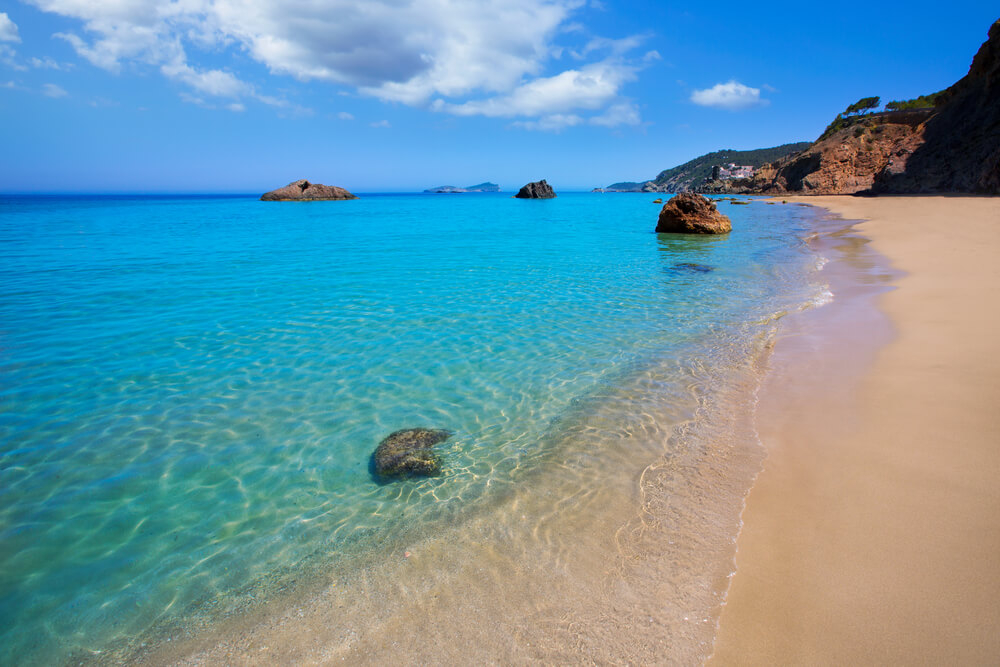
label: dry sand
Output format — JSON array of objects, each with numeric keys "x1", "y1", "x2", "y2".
[{"x1": 711, "y1": 196, "x2": 1000, "y2": 665}]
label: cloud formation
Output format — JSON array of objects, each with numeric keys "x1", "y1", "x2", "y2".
[
  {"x1": 690, "y1": 80, "x2": 767, "y2": 110},
  {"x1": 42, "y1": 82, "x2": 67, "y2": 97},
  {"x1": 0, "y1": 13, "x2": 19, "y2": 43},
  {"x1": 23, "y1": 0, "x2": 649, "y2": 128}
]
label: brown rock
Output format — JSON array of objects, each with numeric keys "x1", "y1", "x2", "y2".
[
  {"x1": 372, "y1": 428, "x2": 452, "y2": 480},
  {"x1": 655, "y1": 193, "x2": 732, "y2": 234},
  {"x1": 260, "y1": 179, "x2": 358, "y2": 201},
  {"x1": 514, "y1": 179, "x2": 556, "y2": 199}
]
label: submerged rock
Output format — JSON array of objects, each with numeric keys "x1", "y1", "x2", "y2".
[
  {"x1": 372, "y1": 428, "x2": 452, "y2": 480},
  {"x1": 260, "y1": 180, "x2": 358, "y2": 201},
  {"x1": 655, "y1": 193, "x2": 732, "y2": 234},
  {"x1": 671, "y1": 262, "x2": 715, "y2": 273},
  {"x1": 515, "y1": 179, "x2": 556, "y2": 199}
]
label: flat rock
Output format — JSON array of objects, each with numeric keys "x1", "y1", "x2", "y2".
[
  {"x1": 515, "y1": 179, "x2": 556, "y2": 199},
  {"x1": 260, "y1": 180, "x2": 358, "y2": 201},
  {"x1": 372, "y1": 428, "x2": 452, "y2": 480},
  {"x1": 655, "y1": 193, "x2": 732, "y2": 234}
]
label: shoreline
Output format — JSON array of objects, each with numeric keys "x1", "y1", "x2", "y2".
[
  {"x1": 711, "y1": 195, "x2": 1000, "y2": 664},
  {"x1": 126, "y1": 199, "x2": 830, "y2": 666}
]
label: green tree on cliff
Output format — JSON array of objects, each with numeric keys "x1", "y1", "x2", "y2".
[
  {"x1": 845, "y1": 96, "x2": 881, "y2": 115},
  {"x1": 818, "y1": 96, "x2": 882, "y2": 140}
]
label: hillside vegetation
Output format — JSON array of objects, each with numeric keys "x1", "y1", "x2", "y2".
[
  {"x1": 606, "y1": 142, "x2": 811, "y2": 192},
  {"x1": 651, "y1": 143, "x2": 812, "y2": 190}
]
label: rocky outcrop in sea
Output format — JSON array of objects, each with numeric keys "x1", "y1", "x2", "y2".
[
  {"x1": 260, "y1": 180, "x2": 358, "y2": 201},
  {"x1": 515, "y1": 180, "x2": 556, "y2": 199},
  {"x1": 655, "y1": 193, "x2": 732, "y2": 234}
]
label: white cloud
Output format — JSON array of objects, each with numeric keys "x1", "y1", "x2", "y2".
[
  {"x1": 435, "y1": 61, "x2": 635, "y2": 118},
  {"x1": 25, "y1": 0, "x2": 648, "y2": 126},
  {"x1": 569, "y1": 35, "x2": 646, "y2": 60},
  {"x1": 179, "y1": 91, "x2": 208, "y2": 107},
  {"x1": 226, "y1": 102, "x2": 245, "y2": 112},
  {"x1": 511, "y1": 113, "x2": 583, "y2": 132},
  {"x1": 31, "y1": 56, "x2": 72, "y2": 70},
  {"x1": 0, "y1": 13, "x2": 20, "y2": 43},
  {"x1": 0, "y1": 43, "x2": 26, "y2": 70},
  {"x1": 42, "y1": 82, "x2": 68, "y2": 97},
  {"x1": 160, "y1": 58, "x2": 248, "y2": 98},
  {"x1": 589, "y1": 101, "x2": 640, "y2": 127},
  {"x1": 370, "y1": 119, "x2": 390, "y2": 128},
  {"x1": 690, "y1": 80, "x2": 767, "y2": 110},
  {"x1": 336, "y1": 111, "x2": 354, "y2": 120}
]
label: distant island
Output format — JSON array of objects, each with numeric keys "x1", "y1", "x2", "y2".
[{"x1": 424, "y1": 182, "x2": 500, "y2": 193}]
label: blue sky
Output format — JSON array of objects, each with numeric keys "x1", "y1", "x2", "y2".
[{"x1": 0, "y1": 1, "x2": 996, "y2": 193}]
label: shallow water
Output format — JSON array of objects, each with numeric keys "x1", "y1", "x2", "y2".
[{"x1": 0, "y1": 193, "x2": 827, "y2": 664}]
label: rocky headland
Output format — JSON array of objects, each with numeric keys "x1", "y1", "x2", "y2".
[
  {"x1": 515, "y1": 180, "x2": 557, "y2": 199},
  {"x1": 260, "y1": 180, "x2": 358, "y2": 201},
  {"x1": 871, "y1": 19, "x2": 1000, "y2": 193},
  {"x1": 722, "y1": 19, "x2": 999, "y2": 196},
  {"x1": 609, "y1": 19, "x2": 998, "y2": 197},
  {"x1": 655, "y1": 193, "x2": 732, "y2": 234}
]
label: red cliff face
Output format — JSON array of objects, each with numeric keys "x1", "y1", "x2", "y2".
[
  {"x1": 751, "y1": 111, "x2": 930, "y2": 195},
  {"x1": 755, "y1": 19, "x2": 1000, "y2": 195}
]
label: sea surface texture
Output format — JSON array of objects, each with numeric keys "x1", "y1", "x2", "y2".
[{"x1": 0, "y1": 193, "x2": 828, "y2": 664}]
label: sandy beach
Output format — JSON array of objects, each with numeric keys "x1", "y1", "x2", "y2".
[{"x1": 711, "y1": 196, "x2": 1000, "y2": 664}]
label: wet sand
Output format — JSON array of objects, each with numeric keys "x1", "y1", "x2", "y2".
[{"x1": 711, "y1": 196, "x2": 1000, "y2": 664}]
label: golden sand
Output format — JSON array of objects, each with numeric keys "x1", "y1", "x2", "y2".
[{"x1": 711, "y1": 196, "x2": 1000, "y2": 665}]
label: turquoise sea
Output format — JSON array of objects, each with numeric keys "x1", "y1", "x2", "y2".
[{"x1": 0, "y1": 193, "x2": 830, "y2": 664}]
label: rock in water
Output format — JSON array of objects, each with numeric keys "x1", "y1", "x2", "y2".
[
  {"x1": 260, "y1": 180, "x2": 358, "y2": 201},
  {"x1": 515, "y1": 179, "x2": 556, "y2": 199},
  {"x1": 372, "y1": 428, "x2": 452, "y2": 480},
  {"x1": 655, "y1": 193, "x2": 732, "y2": 234},
  {"x1": 671, "y1": 262, "x2": 715, "y2": 273}
]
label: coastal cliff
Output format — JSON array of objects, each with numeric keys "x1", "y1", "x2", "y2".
[
  {"x1": 744, "y1": 19, "x2": 999, "y2": 195},
  {"x1": 742, "y1": 110, "x2": 932, "y2": 195},
  {"x1": 872, "y1": 19, "x2": 1000, "y2": 193}
]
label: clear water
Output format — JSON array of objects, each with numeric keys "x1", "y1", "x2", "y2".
[{"x1": 0, "y1": 193, "x2": 826, "y2": 664}]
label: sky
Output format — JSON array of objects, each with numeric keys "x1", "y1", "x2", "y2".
[{"x1": 0, "y1": 1, "x2": 996, "y2": 193}]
